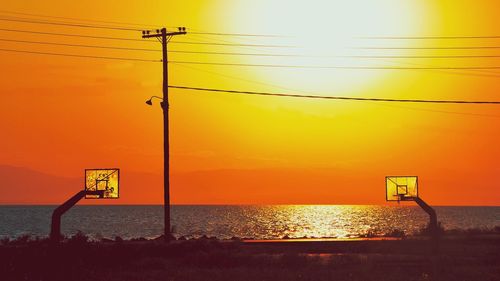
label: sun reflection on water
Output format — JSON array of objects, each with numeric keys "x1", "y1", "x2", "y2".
[
  {"x1": 268, "y1": 205, "x2": 377, "y2": 239},
  {"x1": 2, "y1": 205, "x2": 498, "y2": 240},
  {"x1": 170, "y1": 205, "x2": 498, "y2": 239},
  {"x1": 190, "y1": 205, "x2": 426, "y2": 240}
]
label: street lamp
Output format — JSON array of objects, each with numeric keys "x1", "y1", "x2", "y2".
[{"x1": 146, "y1": 96, "x2": 163, "y2": 106}]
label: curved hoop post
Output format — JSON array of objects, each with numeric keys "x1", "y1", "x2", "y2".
[
  {"x1": 414, "y1": 197, "x2": 439, "y2": 254},
  {"x1": 50, "y1": 190, "x2": 103, "y2": 243}
]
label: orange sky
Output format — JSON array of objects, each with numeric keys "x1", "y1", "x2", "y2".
[{"x1": 1, "y1": 0, "x2": 500, "y2": 205}]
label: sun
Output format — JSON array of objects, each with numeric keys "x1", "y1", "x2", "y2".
[{"x1": 224, "y1": 0, "x2": 427, "y2": 96}]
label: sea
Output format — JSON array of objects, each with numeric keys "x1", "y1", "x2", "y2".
[{"x1": 0, "y1": 205, "x2": 498, "y2": 240}]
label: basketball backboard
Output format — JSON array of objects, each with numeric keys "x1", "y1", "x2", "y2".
[
  {"x1": 386, "y1": 176, "x2": 418, "y2": 202},
  {"x1": 85, "y1": 169, "x2": 119, "y2": 199}
]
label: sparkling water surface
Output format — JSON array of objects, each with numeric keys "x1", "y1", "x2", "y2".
[{"x1": 0, "y1": 205, "x2": 498, "y2": 240}]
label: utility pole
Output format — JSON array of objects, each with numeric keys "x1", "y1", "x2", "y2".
[{"x1": 142, "y1": 27, "x2": 187, "y2": 242}]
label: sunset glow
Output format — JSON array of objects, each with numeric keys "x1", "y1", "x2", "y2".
[{"x1": 1, "y1": 0, "x2": 500, "y2": 206}]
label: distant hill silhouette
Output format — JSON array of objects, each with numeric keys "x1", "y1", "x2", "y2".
[
  {"x1": 0, "y1": 165, "x2": 164, "y2": 204},
  {"x1": 0, "y1": 165, "x2": 81, "y2": 204}
]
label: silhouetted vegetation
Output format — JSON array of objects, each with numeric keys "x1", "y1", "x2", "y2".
[
  {"x1": 11, "y1": 234, "x2": 32, "y2": 245},
  {"x1": 384, "y1": 228, "x2": 406, "y2": 238},
  {"x1": 360, "y1": 228, "x2": 406, "y2": 238},
  {"x1": 0, "y1": 229, "x2": 498, "y2": 281},
  {"x1": 1, "y1": 237, "x2": 10, "y2": 246},
  {"x1": 67, "y1": 230, "x2": 89, "y2": 245},
  {"x1": 418, "y1": 221, "x2": 446, "y2": 236}
]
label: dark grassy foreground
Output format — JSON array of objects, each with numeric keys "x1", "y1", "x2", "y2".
[{"x1": 0, "y1": 234, "x2": 499, "y2": 281}]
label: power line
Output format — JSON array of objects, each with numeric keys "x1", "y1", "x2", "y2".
[
  {"x1": 2, "y1": 26, "x2": 500, "y2": 73},
  {"x1": 343, "y1": 54, "x2": 500, "y2": 59},
  {"x1": 171, "y1": 57, "x2": 498, "y2": 78},
  {"x1": 0, "y1": 9, "x2": 281, "y2": 37},
  {"x1": 0, "y1": 38, "x2": 161, "y2": 52},
  {"x1": 169, "y1": 85, "x2": 500, "y2": 104},
  {"x1": 0, "y1": 9, "x2": 159, "y2": 29},
  {"x1": 0, "y1": 16, "x2": 141, "y2": 31},
  {"x1": 2, "y1": 40, "x2": 500, "y2": 72},
  {"x1": 3, "y1": 8, "x2": 498, "y2": 40},
  {"x1": 174, "y1": 64, "x2": 500, "y2": 117},
  {"x1": 379, "y1": 61, "x2": 500, "y2": 79},
  {"x1": 3, "y1": 23, "x2": 500, "y2": 50},
  {"x1": 0, "y1": 27, "x2": 151, "y2": 42},
  {"x1": 373, "y1": 57, "x2": 500, "y2": 78},
  {"x1": 188, "y1": 31, "x2": 283, "y2": 37},
  {"x1": 3, "y1": 9, "x2": 500, "y2": 41},
  {"x1": 377, "y1": 103, "x2": 500, "y2": 118},
  {"x1": 0, "y1": 48, "x2": 160, "y2": 62},
  {"x1": 3, "y1": 30, "x2": 500, "y2": 58},
  {"x1": 188, "y1": 33, "x2": 285, "y2": 53},
  {"x1": 0, "y1": 27, "x2": 292, "y2": 48},
  {"x1": 170, "y1": 40, "x2": 294, "y2": 48},
  {"x1": 178, "y1": 59, "x2": 496, "y2": 93},
  {"x1": 188, "y1": 29, "x2": 287, "y2": 38},
  {"x1": 146, "y1": 34, "x2": 500, "y2": 58},
  {"x1": 175, "y1": 62, "x2": 307, "y2": 94},
  {"x1": 174, "y1": 61, "x2": 500, "y2": 96},
  {"x1": 356, "y1": 46, "x2": 500, "y2": 50},
  {"x1": 12, "y1": 37, "x2": 500, "y2": 59},
  {"x1": 360, "y1": 35, "x2": 500, "y2": 39},
  {"x1": 0, "y1": 11, "x2": 289, "y2": 38},
  {"x1": 168, "y1": 49, "x2": 500, "y2": 59},
  {"x1": 169, "y1": 49, "x2": 296, "y2": 57},
  {"x1": 170, "y1": 60, "x2": 500, "y2": 70},
  {"x1": 6, "y1": 38, "x2": 499, "y2": 70},
  {"x1": 186, "y1": 32, "x2": 500, "y2": 49}
]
